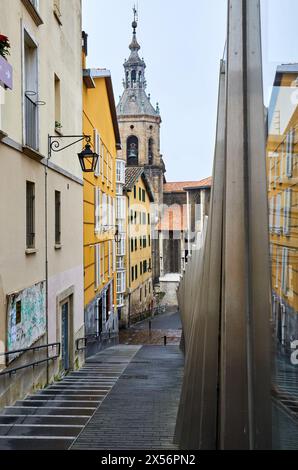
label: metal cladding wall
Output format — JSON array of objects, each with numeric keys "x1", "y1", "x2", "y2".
[{"x1": 174, "y1": 0, "x2": 272, "y2": 450}]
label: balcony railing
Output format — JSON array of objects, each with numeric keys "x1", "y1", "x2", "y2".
[{"x1": 25, "y1": 92, "x2": 38, "y2": 150}]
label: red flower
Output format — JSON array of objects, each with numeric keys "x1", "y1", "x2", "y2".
[{"x1": 0, "y1": 35, "x2": 9, "y2": 43}]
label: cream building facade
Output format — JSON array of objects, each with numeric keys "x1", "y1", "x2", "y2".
[{"x1": 0, "y1": 0, "x2": 84, "y2": 406}]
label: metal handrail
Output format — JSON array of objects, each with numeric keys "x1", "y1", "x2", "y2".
[
  {"x1": 76, "y1": 330, "x2": 118, "y2": 352},
  {"x1": 0, "y1": 343, "x2": 60, "y2": 377},
  {"x1": 76, "y1": 334, "x2": 100, "y2": 352}
]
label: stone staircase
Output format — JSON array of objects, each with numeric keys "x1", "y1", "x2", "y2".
[{"x1": 0, "y1": 346, "x2": 139, "y2": 450}]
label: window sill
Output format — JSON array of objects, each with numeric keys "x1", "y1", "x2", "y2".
[
  {"x1": 55, "y1": 244, "x2": 62, "y2": 250},
  {"x1": 21, "y1": 0, "x2": 44, "y2": 26},
  {"x1": 0, "y1": 130, "x2": 8, "y2": 141},
  {"x1": 23, "y1": 145, "x2": 44, "y2": 162},
  {"x1": 25, "y1": 248, "x2": 37, "y2": 255}
]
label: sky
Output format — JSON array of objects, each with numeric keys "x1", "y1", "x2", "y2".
[{"x1": 82, "y1": 0, "x2": 298, "y2": 182}]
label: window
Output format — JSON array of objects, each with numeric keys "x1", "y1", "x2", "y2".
[
  {"x1": 139, "y1": 187, "x2": 142, "y2": 200},
  {"x1": 135, "y1": 265, "x2": 138, "y2": 279},
  {"x1": 116, "y1": 159, "x2": 125, "y2": 184},
  {"x1": 149, "y1": 235, "x2": 151, "y2": 247},
  {"x1": 131, "y1": 70, "x2": 136, "y2": 83},
  {"x1": 131, "y1": 266, "x2": 134, "y2": 282},
  {"x1": 117, "y1": 271, "x2": 126, "y2": 294},
  {"x1": 116, "y1": 196, "x2": 126, "y2": 220},
  {"x1": 142, "y1": 190, "x2": 145, "y2": 202},
  {"x1": 143, "y1": 260, "x2": 147, "y2": 274},
  {"x1": 131, "y1": 238, "x2": 134, "y2": 252},
  {"x1": 140, "y1": 288, "x2": 142, "y2": 302},
  {"x1": 148, "y1": 213, "x2": 151, "y2": 225},
  {"x1": 134, "y1": 238, "x2": 137, "y2": 251},
  {"x1": 140, "y1": 262, "x2": 143, "y2": 275},
  {"x1": 16, "y1": 301, "x2": 22, "y2": 325},
  {"x1": 143, "y1": 235, "x2": 147, "y2": 248},
  {"x1": 26, "y1": 181, "x2": 35, "y2": 249},
  {"x1": 134, "y1": 186, "x2": 137, "y2": 198},
  {"x1": 127, "y1": 136, "x2": 139, "y2": 165},
  {"x1": 24, "y1": 31, "x2": 38, "y2": 150},
  {"x1": 117, "y1": 236, "x2": 126, "y2": 256},
  {"x1": 148, "y1": 138, "x2": 154, "y2": 165},
  {"x1": 55, "y1": 190, "x2": 61, "y2": 245},
  {"x1": 140, "y1": 236, "x2": 142, "y2": 249},
  {"x1": 145, "y1": 284, "x2": 147, "y2": 298}
]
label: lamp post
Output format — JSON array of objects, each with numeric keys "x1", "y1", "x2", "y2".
[{"x1": 48, "y1": 134, "x2": 99, "y2": 172}]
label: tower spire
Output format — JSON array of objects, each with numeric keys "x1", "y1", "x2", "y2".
[{"x1": 130, "y1": 5, "x2": 140, "y2": 52}]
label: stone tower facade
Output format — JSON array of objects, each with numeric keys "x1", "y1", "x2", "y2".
[{"x1": 117, "y1": 14, "x2": 165, "y2": 283}]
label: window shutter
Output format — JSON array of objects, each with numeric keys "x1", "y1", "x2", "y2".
[
  {"x1": 94, "y1": 187, "x2": 98, "y2": 232},
  {"x1": 101, "y1": 144, "x2": 105, "y2": 182},
  {"x1": 94, "y1": 129, "x2": 100, "y2": 177},
  {"x1": 281, "y1": 247, "x2": 288, "y2": 293},
  {"x1": 283, "y1": 188, "x2": 292, "y2": 236},
  {"x1": 95, "y1": 244, "x2": 100, "y2": 289},
  {"x1": 286, "y1": 130, "x2": 293, "y2": 178},
  {"x1": 276, "y1": 193, "x2": 281, "y2": 234}
]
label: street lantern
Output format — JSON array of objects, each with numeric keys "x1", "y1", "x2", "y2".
[
  {"x1": 114, "y1": 228, "x2": 121, "y2": 244},
  {"x1": 78, "y1": 143, "x2": 99, "y2": 173}
]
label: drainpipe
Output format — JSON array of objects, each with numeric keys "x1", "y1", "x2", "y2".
[
  {"x1": 45, "y1": 139, "x2": 50, "y2": 384},
  {"x1": 186, "y1": 190, "x2": 191, "y2": 260}
]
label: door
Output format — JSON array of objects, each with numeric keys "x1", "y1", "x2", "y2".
[
  {"x1": 61, "y1": 301, "x2": 69, "y2": 371},
  {"x1": 96, "y1": 299, "x2": 103, "y2": 336}
]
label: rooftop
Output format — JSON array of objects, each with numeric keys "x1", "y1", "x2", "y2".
[{"x1": 163, "y1": 177, "x2": 212, "y2": 193}]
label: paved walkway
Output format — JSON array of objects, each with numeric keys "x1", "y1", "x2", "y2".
[
  {"x1": 0, "y1": 309, "x2": 184, "y2": 450},
  {"x1": 119, "y1": 308, "x2": 182, "y2": 346},
  {"x1": 72, "y1": 345, "x2": 184, "y2": 450}
]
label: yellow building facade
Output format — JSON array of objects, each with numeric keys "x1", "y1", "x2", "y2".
[
  {"x1": 267, "y1": 65, "x2": 298, "y2": 352},
  {"x1": 82, "y1": 42, "x2": 121, "y2": 351},
  {"x1": 123, "y1": 167, "x2": 154, "y2": 326}
]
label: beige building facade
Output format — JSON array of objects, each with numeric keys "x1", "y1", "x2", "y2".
[{"x1": 0, "y1": 0, "x2": 84, "y2": 406}]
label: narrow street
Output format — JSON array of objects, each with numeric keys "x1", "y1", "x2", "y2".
[{"x1": 0, "y1": 310, "x2": 184, "y2": 450}]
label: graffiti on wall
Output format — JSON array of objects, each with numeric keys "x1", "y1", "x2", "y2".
[{"x1": 7, "y1": 281, "x2": 46, "y2": 363}]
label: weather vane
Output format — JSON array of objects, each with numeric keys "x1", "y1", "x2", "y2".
[{"x1": 133, "y1": 3, "x2": 138, "y2": 23}]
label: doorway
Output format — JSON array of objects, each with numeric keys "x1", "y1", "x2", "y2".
[{"x1": 61, "y1": 300, "x2": 70, "y2": 372}]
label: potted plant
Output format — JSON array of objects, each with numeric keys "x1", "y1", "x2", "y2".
[
  {"x1": 0, "y1": 35, "x2": 10, "y2": 59},
  {"x1": 55, "y1": 121, "x2": 63, "y2": 132}
]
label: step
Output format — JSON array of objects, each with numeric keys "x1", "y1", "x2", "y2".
[
  {"x1": 34, "y1": 391, "x2": 105, "y2": 397},
  {"x1": 0, "y1": 436, "x2": 73, "y2": 450},
  {"x1": 0, "y1": 416, "x2": 26, "y2": 425},
  {"x1": 25, "y1": 395, "x2": 102, "y2": 402},
  {"x1": 46, "y1": 386, "x2": 111, "y2": 392},
  {"x1": 2, "y1": 424, "x2": 81, "y2": 437},
  {"x1": 0, "y1": 415, "x2": 89, "y2": 426},
  {"x1": 3, "y1": 407, "x2": 95, "y2": 416},
  {"x1": 14, "y1": 400, "x2": 99, "y2": 408}
]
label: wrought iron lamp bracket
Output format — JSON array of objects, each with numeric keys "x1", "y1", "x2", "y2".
[{"x1": 48, "y1": 134, "x2": 91, "y2": 159}]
